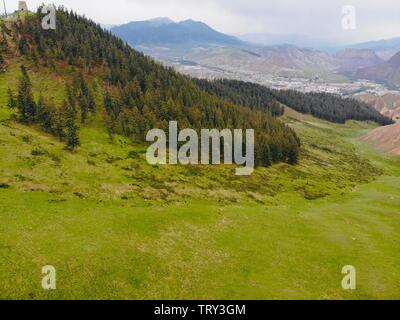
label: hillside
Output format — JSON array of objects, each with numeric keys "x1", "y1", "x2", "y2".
[
  {"x1": 356, "y1": 93, "x2": 400, "y2": 121},
  {"x1": 334, "y1": 48, "x2": 383, "y2": 74},
  {"x1": 1, "y1": 8, "x2": 400, "y2": 301},
  {"x1": 355, "y1": 51, "x2": 400, "y2": 86},
  {"x1": 194, "y1": 79, "x2": 392, "y2": 125},
  {"x1": 349, "y1": 37, "x2": 400, "y2": 60},
  {"x1": 363, "y1": 122, "x2": 400, "y2": 155},
  {"x1": 0, "y1": 9, "x2": 300, "y2": 167},
  {"x1": 2, "y1": 78, "x2": 400, "y2": 298}
]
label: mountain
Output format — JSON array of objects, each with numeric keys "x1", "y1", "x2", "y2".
[
  {"x1": 363, "y1": 122, "x2": 400, "y2": 155},
  {"x1": 349, "y1": 37, "x2": 400, "y2": 60},
  {"x1": 334, "y1": 48, "x2": 384, "y2": 74},
  {"x1": 355, "y1": 93, "x2": 400, "y2": 122},
  {"x1": 111, "y1": 18, "x2": 388, "y2": 87},
  {"x1": 166, "y1": 44, "x2": 384, "y2": 83},
  {"x1": 355, "y1": 51, "x2": 400, "y2": 87},
  {"x1": 351, "y1": 37, "x2": 400, "y2": 50},
  {"x1": 111, "y1": 18, "x2": 243, "y2": 47},
  {"x1": 239, "y1": 33, "x2": 339, "y2": 51},
  {"x1": 180, "y1": 44, "x2": 340, "y2": 79},
  {"x1": 111, "y1": 19, "x2": 340, "y2": 77}
]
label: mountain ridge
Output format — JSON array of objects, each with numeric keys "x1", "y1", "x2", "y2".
[
  {"x1": 111, "y1": 18, "x2": 244, "y2": 47},
  {"x1": 111, "y1": 18, "x2": 392, "y2": 83},
  {"x1": 355, "y1": 51, "x2": 400, "y2": 86}
]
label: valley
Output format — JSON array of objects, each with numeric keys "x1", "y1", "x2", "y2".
[{"x1": 111, "y1": 19, "x2": 400, "y2": 97}]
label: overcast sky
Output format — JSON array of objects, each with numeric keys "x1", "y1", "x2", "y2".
[{"x1": 3, "y1": 0, "x2": 400, "y2": 44}]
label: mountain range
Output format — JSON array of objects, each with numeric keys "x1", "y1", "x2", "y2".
[
  {"x1": 355, "y1": 52, "x2": 400, "y2": 87},
  {"x1": 238, "y1": 33, "x2": 339, "y2": 52},
  {"x1": 110, "y1": 18, "x2": 400, "y2": 88},
  {"x1": 111, "y1": 18, "x2": 243, "y2": 47},
  {"x1": 349, "y1": 37, "x2": 400, "y2": 60}
]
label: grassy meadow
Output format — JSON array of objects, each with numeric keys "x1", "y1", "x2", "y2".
[{"x1": 0, "y1": 65, "x2": 400, "y2": 299}]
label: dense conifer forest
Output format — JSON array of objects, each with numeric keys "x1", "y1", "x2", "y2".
[
  {"x1": 1, "y1": 8, "x2": 301, "y2": 166},
  {"x1": 195, "y1": 79, "x2": 393, "y2": 125},
  {"x1": 193, "y1": 78, "x2": 284, "y2": 116}
]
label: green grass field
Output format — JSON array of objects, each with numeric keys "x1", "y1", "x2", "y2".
[{"x1": 1, "y1": 65, "x2": 400, "y2": 300}]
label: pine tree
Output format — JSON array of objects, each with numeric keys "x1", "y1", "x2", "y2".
[
  {"x1": 104, "y1": 91, "x2": 114, "y2": 116},
  {"x1": 75, "y1": 74, "x2": 96, "y2": 123},
  {"x1": 7, "y1": 88, "x2": 16, "y2": 109},
  {"x1": 36, "y1": 95, "x2": 53, "y2": 131},
  {"x1": 17, "y1": 65, "x2": 37, "y2": 123},
  {"x1": 0, "y1": 51, "x2": 5, "y2": 73},
  {"x1": 286, "y1": 136, "x2": 300, "y2": 165},
  {"x1": 103, "y1": 91, "x2": 116, "y2": 141},
  {"x1": 18, "y1": 37, "x2": 29, "y2": 55},
  {"x1": 79, "y1": 93, "x2": 88, "y2": 124},
  {"x1": 65, "y1": 83, "x2": 76, "y2": 111},
  {"x1": 88, "y1": 91, "x2": 96, "y2": 113},
  {"x1": 63, "y1": 100, "x2": 80, "y2": 150}
]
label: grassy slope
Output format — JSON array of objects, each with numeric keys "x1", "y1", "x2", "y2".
[{"x1": 0, "y1": 65, "x2": 400, "y2": 300}]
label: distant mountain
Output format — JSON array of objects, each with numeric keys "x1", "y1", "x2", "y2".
[
  {"x1": 239, "y1": 33, "x2": 339, "y2": 52},
  {"x1": 110, "y1": 18, "x2": 391, "y2": 86},
  {"x1": 350, "y1": 37, "x2": 400, "y2": 51},
  {"x1": 355, "y1": 51, "x2": 400, "y2": 87},
  {"x1": 349, "y1": 37, "x2": 400, "y2": 60},
  {"x1": 111, "y1": 18, "x2": 243, "y2": 47},
  {"x1": 335, "y1": 48, "x2": 384, "y2": 74},
  {"x1": 168, "y1": 44, "x2": 383, "y2": 80}
]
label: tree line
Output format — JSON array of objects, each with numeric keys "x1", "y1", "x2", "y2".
[
  {"x1": 193, "y1": 78, "x2": 284, "y2": 117},
  {"x1": 194, "y1": 79, "x2": 393, "y2": 125}
]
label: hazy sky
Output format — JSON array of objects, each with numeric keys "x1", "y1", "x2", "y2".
[{"x1": 3, "y1": 0, "x2": 400, "y2": 43}]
